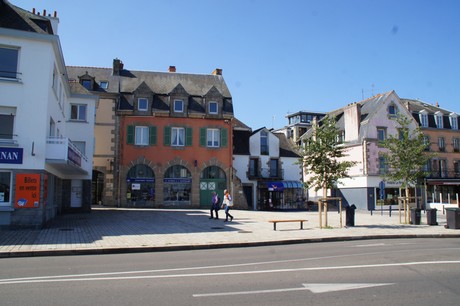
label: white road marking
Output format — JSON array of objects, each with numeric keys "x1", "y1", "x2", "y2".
[
  {"x1": 0, "y1": 260, "x2": 458, "y2": 285},
  {"x1": 193, "y1": 283, "x2": 394, "y2": 297}
]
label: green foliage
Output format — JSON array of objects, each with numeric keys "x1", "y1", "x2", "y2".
[
  {"x1": 299, "y1": 116, "x2": 356, "y2": 192},
  {"x1": 381, "y1": 115, "x2": 435, "y2": 188}
]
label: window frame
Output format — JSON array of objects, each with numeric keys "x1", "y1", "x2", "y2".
[
  {"x1": 388, "y1": 104, "x2": 397, "y2": 117},
  {"x1": 438, "y1": 137, "x2": 446, "y2": 151},
  {"x1": 138, "y1": 98, "x2": 148, "y2": 111},
  {"x1": 206, "y1": 128, "x2": 220, "y2": 147},
  {"x1": 0, "y1": 171, "x2": 12, "y2": 206},
  {"x1": 450, "y1": 115, "x2": 458, "y2": 130},
  {"x1": 174, "y1": 99, "x2": 184, "y2": 113},
  {"x1": 99, "y1": 81, "x2": 109, "y2": 89},
  {"x1": 419, "y1": 112, "x2": 428, "y2": 127},
  {"x1": 208, "y1": 101, "x2": 218, "y2": 114},
  {"x1": 453, "y1": 138, "x2": 460, "y2": 152},
  {"x1": 435, "y1": 112, "x2": 444, "y2": 129},
  {"x1": 260, "y1": 130, "x2": 269, "y2": 155},
  {"x1": 171, "y1": 127, "x2": 185, "y2": 147},
  {"x1": 0, "y1": 46, "x2": 19, "y2": 79},
  {"x1": 70, "y1": 104, "x2": 87, "y2": 121},
  {"x1": 377, "y1": 127, "x2": 386, "y2": 143},
  {"x1": 135, "y1": 126, "x2": 149, "y2": 146}
]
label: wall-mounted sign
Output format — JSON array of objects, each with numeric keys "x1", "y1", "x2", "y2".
[
  {"x1": 14, "y1": 173, "x2": 41, "y2": 208},
  {"x1": 0, "y1": 147, "x2": 23, "y2": 164}
]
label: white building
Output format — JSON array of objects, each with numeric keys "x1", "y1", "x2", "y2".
[
  {"x1": 233, "y1": 120, "x2": 303, "y2": 211},
  {"x1": 0, "y1": 1, "x2": 97, "y2": 228}
]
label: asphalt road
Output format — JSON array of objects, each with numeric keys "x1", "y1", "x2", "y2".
[{"x1": 1, "y1": 238, "x2": 459, "y2": 306}]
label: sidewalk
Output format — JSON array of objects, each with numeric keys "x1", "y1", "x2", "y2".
[{"x1": 1, "y1": 206, "x2": 459, "y2": 258}]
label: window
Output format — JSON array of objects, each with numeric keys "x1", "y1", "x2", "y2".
[
  {"x1": 0, "y1": 47, "x2": 19, "y2": 79},
  {"x1": 52, "y1": 66, "x2": 58, "y2": 92},
  {"x1": 99, "y1": 81, "x2": 109, "y2": 89},
  {"x1": 138, "y1": 98, "x2": 148, "y2": 111},
  {"x1": 174, "y1": 100, "x2": 184, "y2": 113},
  {"x1": 269, "y1": 159, "x2": 279, "y2": 177},
  {"x1": 261, "y1": 131, "x2": 269, "y2": 155},
  {"x1": 388, "y1": 104, "x2": 397, "y2": 116},
  {"x1": 379, "y1": 156, "x2": 386, "y2": 174},
  {"x1": 454, "y1": 161, "x2": 460, "y2": 175},
  {"x1": 435, "y1": 112, "x2": 443, "y2": 128},
  {"x1": 0, "y1": 171, "x2": 11, "y2": 206},
  {"x1": 0, "y1": 114, "x2": 14, "y2": 140},
  {"x1": 72, "y1": 141, "x2": 86, "y2": 155},
  {"x1": 70, "y1": 104, "x2": 87, "y2": 121},
  {"x1": 207, "y1": 128, "x2": 220, "y2": 147},
  {"x1": 135, "y1": 126, "x2": 149, "y2": 145},
  {"x1": 337, "y1": 130, "x2": 345, "y2": 143},
  {"x1": 81, "y1": 80, "x2": 92, "y2": 90},
  {"x1": 450, "y1": 115, "x2": 458, "y2": 130},
  {"x1": 438, "y1": 137, "x2": 445, "y2": 151},
  {"x1": 171, "y1": 127, "x2": 185, "y2": 146},
  {"x1": 423, "y1": 136, "x2": 430, "y2": 151},
  {"x1": 419, "y1": 112, "x2": 428, "y2": 127},
  {"x1": 127, "y1": 126, "x2": 156, "y2": 146},
  {"x1": 377, "y1": 128, "x2": 386, "y2": 142},
  {"x1": 208, "y1": 101, "x2": 218, "y2": 114},
  {"x1": 453, "y1": 138, "x2": 460, "y2": 152},
  {"x1": 249, "y1": 158, "x2": 259, "y2": 177}
]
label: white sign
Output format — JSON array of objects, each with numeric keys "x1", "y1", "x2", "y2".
[{"x1": 131, "y1": 183, "x2": 141, "y2": 190}]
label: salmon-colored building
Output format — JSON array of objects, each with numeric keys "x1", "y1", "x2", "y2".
[{"x1": 67, "y1": 61, "x2": 235, "y2": 208}]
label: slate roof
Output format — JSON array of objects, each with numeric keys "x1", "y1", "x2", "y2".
[
  {"x1": 402, "y1": 98, "x2": 459, "y2": 129},
  {"x1": 66, "y1": 65, "x2": 233, "y2": 116},
  {"x1": 0, "y1": 0, "x2": 54, "y2": 34}
]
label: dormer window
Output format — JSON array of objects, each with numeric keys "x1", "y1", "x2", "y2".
[
  {"x1": 209, "y1": 101, "x2": 218, "y2": 114},
  {"x1": 435, "y1": 112, "x2": 443, "y2": 128},
  {"x1": 138, "y1": 98, "x2": 148, "y2": 111},
  {"x1": 174, "y1": 100, "x2": 184, "y2": 113},
  {"x1": 81, "y1": 80, "x2": 92, "y2": 90},
  {"x1": 99, "y1": 81, "x2": 109, "y2": 89},
  {"x1": 450, "y1": 114, "x2": 458, "y2": 130},
  {"x1": 419, "y1": 111, "x2": 428, "y2": 127}
]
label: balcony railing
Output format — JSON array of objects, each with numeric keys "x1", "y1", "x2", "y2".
[
  {"x1": 46, "y1": 137, "x2": 90, "y2": 174},
  {"x1": 426, "y1": 170, "x2": 460, "y2": 179},
  {"x1": 247, "y1": 168, "x2": 284, "y2": 180}
]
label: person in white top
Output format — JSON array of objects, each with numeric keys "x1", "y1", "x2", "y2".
[{"x1": 221, "y1": 189, "x2": 234, "y2": 222}]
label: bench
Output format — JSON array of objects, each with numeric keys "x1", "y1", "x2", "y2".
[{"x1": 268, "y1": 219, "x2": 307, "y2": 231}]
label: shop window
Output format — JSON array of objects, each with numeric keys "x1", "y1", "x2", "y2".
[{"x1": 163, "y1": 165, "x2": 191, "y2": 205}]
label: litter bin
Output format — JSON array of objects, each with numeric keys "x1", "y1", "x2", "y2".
[
  {"x1": 426, "y1": 208, "x2": 438, "y2": 226},
  {"x1": 410, "y1": 208, "x2": 421, "y2": 225},
  {"x1": 445, "y1": 208, "x2": 460, "y2": 229},
  {"x1": 346, "y1": 204, "x2": 356, "y2": 227}
]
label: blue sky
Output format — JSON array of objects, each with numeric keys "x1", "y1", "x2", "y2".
[{"x1": 13, "y1": 0, "x2": 460, "y2": 129}]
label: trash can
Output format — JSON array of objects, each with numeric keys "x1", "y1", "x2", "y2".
[
  {"x1": 445, "y1": 208, "x2": 460, "y2": 229},
  {"x1": 346, "y1": 204, "x2": 356, "y2": 227},
  {"x1": 426, "y1": 208, "x2": 438, "y2": 226},
  {"x1": 410, "y1": 208, "x2": 421, "y2": 225}
]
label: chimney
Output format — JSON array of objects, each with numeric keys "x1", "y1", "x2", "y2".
[
  {"x1": 344, "y1": 102, "x2": 361, "y2": 141},
  {"x1": 168, "y1": 66, "x2": 176, "y2": 73},
  {"x1": 212, "y1": 68, "x2": 222, "y2": 76},
  {"x1": 46, "y1": 11, "x2": 59, "y2": 34},
  {"x1": 113, "y1": 58, "x2": 123, "y2": 75}
]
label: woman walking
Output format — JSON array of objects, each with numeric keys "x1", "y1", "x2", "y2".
[{"x1": 221, "y1": 189, "x2": 234, "y2": 222}]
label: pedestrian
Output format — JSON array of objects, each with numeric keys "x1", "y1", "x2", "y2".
[
  {"x1": 221, "y1": 189, "x2": 234, "y2": 222},
  {"x1": 209, "y1": 192, "x2": 220, "y2": 219}
]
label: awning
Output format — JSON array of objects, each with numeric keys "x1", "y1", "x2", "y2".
[
  {"x1": 282, "y1": 181, "x2": 304, "y2": 189},
  {"x1": 266, "y1": 181, "x2": 304, "y2": 191}
]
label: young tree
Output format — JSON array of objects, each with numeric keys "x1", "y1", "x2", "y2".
[
  {"x1": 381, "y1": 115, "x2": 435, "y2": 211},
  {"x1": 300, "y1": 116, "x2": 356, "y2": 227}
]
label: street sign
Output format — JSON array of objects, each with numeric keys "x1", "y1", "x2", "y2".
[{"x1": 379, "y1": 181, "x2": 385, "y2": 200}]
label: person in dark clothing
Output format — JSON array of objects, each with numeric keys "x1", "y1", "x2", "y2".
[{"x1": 209, "y1": 192, "x2": 220, "y2": 219}]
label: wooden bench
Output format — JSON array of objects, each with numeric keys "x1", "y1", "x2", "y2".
[{"x1": 268, "y1": 219, "x2": 307, "y2": 231}]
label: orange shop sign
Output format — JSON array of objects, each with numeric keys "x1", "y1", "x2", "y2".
[{"x1": 15, "y1": 174, "x2": 41, "y2": 208}]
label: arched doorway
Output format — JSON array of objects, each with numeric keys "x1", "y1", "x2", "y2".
[
  {"x1": 163, "y1": 165, "x2": 192, "y2": 207},
  {"x1": 199, "y1": 166, "x2": 226, "y2": 208},
  {"x1": 126, "y1": 164, "x2": 155, "y2": 207}
]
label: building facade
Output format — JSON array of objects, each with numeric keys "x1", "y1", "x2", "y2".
[
  {"x1": 302, "y1": 91, "x2": 419, "y2": 210},
  {"x1": 0, "y1": 1, "x2": 96, "y2": 228},
  {"x1": 67, "y1": 62, "x2": 234, "y2": 208},
  {"x1": 403, "y1": 99, "x2": 460, "y2": 210},
  {"x1": 233, "y1": 123, "x2": 303, "y2": 211}
]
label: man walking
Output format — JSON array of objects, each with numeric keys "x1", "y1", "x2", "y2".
[{"x1": 209, "y1": 192, "x2": 220, "y2": 219}]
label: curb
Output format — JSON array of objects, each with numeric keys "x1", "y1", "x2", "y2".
[{"x1": 2, "y1": 233, "x2": 460, "y2": 258}]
